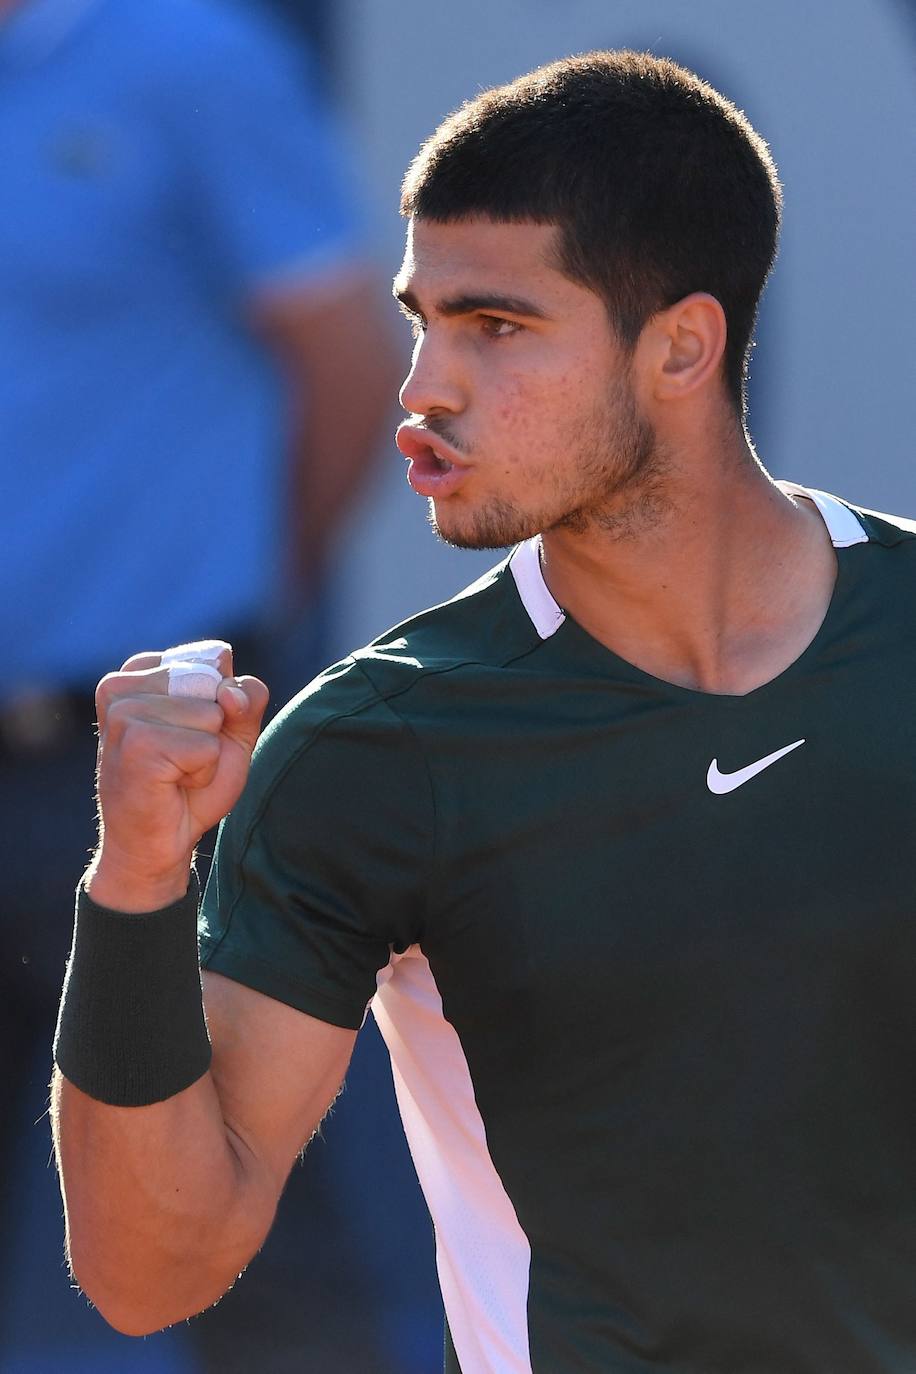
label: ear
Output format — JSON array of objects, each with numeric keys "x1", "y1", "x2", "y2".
[{"x1": 639, "y1": 293, "x2": 728, "y2": 403}]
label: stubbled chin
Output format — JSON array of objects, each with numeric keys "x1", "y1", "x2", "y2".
[{"x1": 427, "y1": 496, "x2": 540, "y2": 552}]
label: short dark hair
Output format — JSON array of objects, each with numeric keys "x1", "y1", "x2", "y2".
[{"x1": 401, "y1": 51, "x2": 782, "y2": 414}]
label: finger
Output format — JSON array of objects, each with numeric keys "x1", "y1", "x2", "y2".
[
  {"x1": 104, "y1": 694, "x2": 226, "y2": 738},
  {"x1": 216, "y1": 675, "x2": 270, "y2": 753},
  {"x1": 161, "y1": 640, "x2": 233, "y2": 680},
  {"x1": 166, "y1": 661, "x2": 223, "y2": 701},
  {"x1": 177, "y1": 744, "x2": 223, "y2": 791},
  {"x1": 99, "y1": 644, "x2": 237, "y2": 729},
  {"x1": 104, "y1": 718, "x2": 223, "y2": 790},
  {"x1": 120, "y1": 640, "x2": 234, "y2": 676},
  {"x1": 96, "y1": 665, "x2": 174, "y2": 731},
  {"x1": 121, "y1": 651, "x2": 164, "y2": 673}
]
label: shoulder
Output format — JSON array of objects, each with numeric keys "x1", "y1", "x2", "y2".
[
  {"x1": 250, "y1": 553, "x2": 536, "y2": 760},
  {"x1": 808, "y1": 488, "x2": 916, "y2": 618},
  {"x1": 838, "y1": 498, "x2": 916, "y2": 547},
  {"x1": 353, "y1": 554, "x2": 545, "y2": 700},
  {"x1": 789, "y1": 484, "x2": 916, "y2": 550}
]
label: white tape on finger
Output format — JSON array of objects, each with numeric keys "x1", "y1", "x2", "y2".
[
  {"x1": 167, "y1": 661, "x2": 223, "y2": 700},
  {"x1": 161, "y1": 640, "x2": 230, "y2": 669}
]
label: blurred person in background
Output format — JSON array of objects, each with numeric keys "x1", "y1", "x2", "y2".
[{"x1": 0, "y1": 0, "x2": 410, "y2": 1368}]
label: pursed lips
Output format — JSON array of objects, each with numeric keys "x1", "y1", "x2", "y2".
[
  {"x1": 396, "y1": 424, "x2": 472, "y2": 498},
  {"x1": 395, "y1": 424, "x2": 468, "y2": 472}
]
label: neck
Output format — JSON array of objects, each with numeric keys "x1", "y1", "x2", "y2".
[{"x1": 539, "y1": 423, "x2": 838, "y2": 696}]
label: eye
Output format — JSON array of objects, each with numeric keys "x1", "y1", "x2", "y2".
[{"x1": 479, "y1": 316, "x2": 522, "y2": 339}]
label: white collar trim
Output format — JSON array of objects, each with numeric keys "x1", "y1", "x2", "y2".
[
  {"x1": 776, "y1": 481, "x2": 869, "y2": 548},
  {"x1": 509, "y1": 539, "x2": 564, "y2": 640},
  {"x1": 509, "y1": 483, "x2": 868, "y2": 640}
]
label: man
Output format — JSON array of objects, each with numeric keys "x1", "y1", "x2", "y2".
[{"x1": 52, "y1": 51, "x2": 916, "y2": 1374}]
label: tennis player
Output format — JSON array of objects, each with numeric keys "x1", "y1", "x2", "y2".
[{"x1": 53, "y1": 51, "x2": 916, "y2": 1373}]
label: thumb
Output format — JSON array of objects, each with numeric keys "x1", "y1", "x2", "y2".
[{"x1": 217, "y1": 675, "x2": 270, "y2": 753}]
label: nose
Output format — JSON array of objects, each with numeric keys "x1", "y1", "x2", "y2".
[{"x1": 398, "y1": 329, "x2": 464, "y2": 418}]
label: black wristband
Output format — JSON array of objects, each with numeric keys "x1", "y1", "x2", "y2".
[{"x1": 54, "y1": 876, "x2": 212, "y2": 1107}]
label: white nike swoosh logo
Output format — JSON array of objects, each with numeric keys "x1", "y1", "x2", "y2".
[{"x1": 706, "y1": 739, "x2": 806, "y2": 795}]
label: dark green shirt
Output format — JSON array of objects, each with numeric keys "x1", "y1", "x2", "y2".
[{"x1": 201, "y1": 487, "x2": 916, "y2": 1374}]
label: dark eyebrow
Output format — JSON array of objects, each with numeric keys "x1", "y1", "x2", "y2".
[{"x1": 392, "y1": 283, "x2": 550, "y2": 321}]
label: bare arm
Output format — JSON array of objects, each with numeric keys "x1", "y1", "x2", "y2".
[
  {"x1": 53, "y1": 974, "x2": 355, "y2": 1336},
  {"x1": 251, "y1": 270, "x2": 403, "y2": 603},
  {"x1": 52, "y1": 646, "x2": 357, "y2": 1335}
]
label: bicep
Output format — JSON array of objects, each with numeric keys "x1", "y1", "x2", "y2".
[{"x1": 202, "y1": 969, "x2": 357, "y2": 1196}]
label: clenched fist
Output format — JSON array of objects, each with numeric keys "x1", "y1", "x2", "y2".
[{"x1": 86, "y1": 641, "x2": 269, "y2": 912}]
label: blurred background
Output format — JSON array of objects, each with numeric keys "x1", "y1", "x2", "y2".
[{"x1": 1, "y1": 0, "x2": 912, "y2": 1370}]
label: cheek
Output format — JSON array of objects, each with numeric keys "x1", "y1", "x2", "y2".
[{"x1": 491, "y1": 371, "x2": 573, "y2": 468}]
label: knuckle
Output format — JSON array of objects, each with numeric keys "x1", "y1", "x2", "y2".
[
  {"x1": 101, "y1": 693, "x2": 141, "y2": 737},
  {"x1": 195, "y1": 731, "x2": 221, "y2": 761},
  {"x1": 95, "y1": 672, "x2": 122, "y2": 714},
  {"x1": 183, "y1": 701, "x2": 224, "y2": 731},
  {"x1": 118, "y1": 721, "x2": 156, "y2": 764},
  {"x1": 185, "y1": 735, "x2": 221, "y2": 785},
  {"x1": 100, "y1": 697, "x2": 128, "y2": 740}
]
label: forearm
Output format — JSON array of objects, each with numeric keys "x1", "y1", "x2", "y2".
[
  {"x1": 286, "y1": 364, "x2": 395, "y2": 590},
  {"x1": 52, "y1": 853, "x2": 276, "y2": 1335},
  {"x1": 53, "y1": 1063, "x2": 276, "y2": 1335},
  {"x1": 52, "y1": 655, "x2": 344, "y2": 1336},
  {"x1": 253, "y1": 272, "x2": 401, "y2": 601}
]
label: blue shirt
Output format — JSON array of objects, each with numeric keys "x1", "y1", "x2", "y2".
[{"x1": 0, "y1": 0, "x2": 363, "y2": 696}]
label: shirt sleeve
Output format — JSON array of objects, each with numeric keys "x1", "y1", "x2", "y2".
[
  {"x1": 199, "y1": 658, "x2": 434, "y2": 1029},
  {"x1": 174, "y1": 16, "x2": 365, "y2": 298}
]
